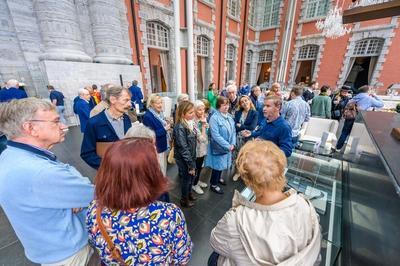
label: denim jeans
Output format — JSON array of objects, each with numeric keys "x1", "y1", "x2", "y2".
[
  {"x1": 210, "y1": 169, "x2": 222, "y2": 186},
  {"x1": 56, "y1": 106, "x2": 66, "y2": 124},
  {"x1": 336, "y1": 119, "x2": 355, "y2": 150},
  {"x1": 176, "y1": 159, "x2": 194, "y2": 199}
]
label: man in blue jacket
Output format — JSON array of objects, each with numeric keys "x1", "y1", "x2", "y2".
[
  {"x1": 0, "y1": 98, "x2": 94, "y2": 265},
  {"x1": 81, "y1": 86, "x2": 132, "y2": 169},
  {"x1": 73, "y1": 89, "x2": 91, "y2": 132},
  {"x1": 129, "y1": 80, "x2": 144, "y2": 111},
  {"x1": 0, "y1": 79, "x2": 28, "y2": 102},
  {"x1": 242, "y1": 95, "x2": 293, "y2": 157}
]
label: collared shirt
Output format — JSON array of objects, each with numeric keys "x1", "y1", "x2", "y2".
[
  {"x1": 251, "y1": 116, "x2": 293, "y2": 157},
  {"x1": 105, "y1": 109, "x2": 125, "y2": 139},
  {"x1": 0, "y1": 140, "x2": 94, "y2": 264},
  {"x1": 281, "y1": 97, "x2": 310, "y2": 137}
]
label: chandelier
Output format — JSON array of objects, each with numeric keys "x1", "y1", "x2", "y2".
[
  {"x1": 315, "y1": 3, "x2": 352, "y2": 39},
  {"x1": 350, "y1": 0, "x2": 390, "y2": 8}
]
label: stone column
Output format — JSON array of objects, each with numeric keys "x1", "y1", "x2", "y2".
[
  {"x1": 34, "y1": 0, "x2": 92, "y2": 62},
  {"x1": 88, "y1": 0, "x2": 132, "y2": 64}
]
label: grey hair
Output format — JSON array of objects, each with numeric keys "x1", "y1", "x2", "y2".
[
  {"x1": 177, "y1": 93, "x2": 189, "y2": 103},
  {"x1": 78, "y1": 88, "x2": 89, "y2": 96},
  {"x1": 124, "y1": 123, "x2": 155, "y2": 140},
  {"x1": 6, "y1": 79, "x2": 19, "y2": 88},
  {"x1": 0, "y1": 98, "x2": 55, "y2": 139},
  {"x1": 100, "y1": 83, "x2": 115, "y2": 99},
  {"x1": 105, "y1": 85, "x2": 131, "y2": 104},
  {"x1": 226, "y1": 80, "x2": 235, "y2": 86},
  {"x1": 194, "y1": 100, "x2": 205, "y2": 109},
  {"x1": 227, "y1": 84, "x2": 237, "y2": 92}
]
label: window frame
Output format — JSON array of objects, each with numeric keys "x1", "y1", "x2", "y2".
[
  {"x1": 262, "y1": 0, "x2": 281, "y2": 28},
  {"x1": 228, "y1": 0, "x2": 240, "y2": 18},
  {"x1": 226, "y1": 44, "x2": 235, "y2": 61},
  {"x1": 353, "y1": 38, "x2": 384, "y2": 57},
  {"x1": 297, "y1": 45, "x2": 319, "y2": 61},
  {"x1": 197, "y1": 35, "x2": 210, "y2": 57},
  {"x1": 146, "y1": 21, "x2": 169, "y2": 50},
  {"x1": 304, "y1": 0, "x2": 329, "y2": 20},
  {"x1": 258, "y1": 50, "x2": 273, "y2": 63}
]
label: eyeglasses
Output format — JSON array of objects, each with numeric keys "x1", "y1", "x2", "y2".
[{"x1": 29, "y1": 119, "x2": 63, "y2": 125}]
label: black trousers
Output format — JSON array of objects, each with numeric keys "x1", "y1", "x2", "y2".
[
  {"x1": 176, "y1": 159, "x2": 194, "y2": 199},
  {"x1": 194, "y1": 156, "x2": 205, "y2": 186}
]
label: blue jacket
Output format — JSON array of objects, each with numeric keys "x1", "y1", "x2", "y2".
[
  {"x1": 234, "y1": 109, "x2": 258, "y2": 132},
  {"x1": 81, "y1": 110, "x2": 131, "y2": 169},
  {"x1": 0, "y1": 87, "x2": 28, "y2": 102},
  {"x1": 252, "y1": 116, "x2": 293, "y2": 157},
  {"x1": 73, "y1": 97, "x2": 90, "y2": 132},
  {"x1": 351, "y1": 92, "x2": 384, "y2": 110},
  {"x1": 205, "y1": 111, "x2": 236, "y2": 171},
  {"x1": 239, "y1": 85, "x2": 251, "y2": 96},
  {"x1": 129, "y1": 85, "x2": 144, "y2": 110},
  {"x1": 142, "y1": 111, "x2": 168, "y2": 153},
  {"x1": 0, "y1": 141, "x2": 94, "y2": 264}
]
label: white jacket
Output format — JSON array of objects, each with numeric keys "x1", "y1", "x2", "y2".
[{"x1": 210, "y1": 189, "x2": 321, "y2": 266}]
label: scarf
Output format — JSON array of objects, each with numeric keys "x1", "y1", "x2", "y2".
[{"x1": 149, "y1": 107, "x2": 167, "y2": 127}]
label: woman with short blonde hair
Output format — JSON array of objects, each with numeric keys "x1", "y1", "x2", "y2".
[{"x1": 209, "y1": 140, "x2": 321, "y2": 266}]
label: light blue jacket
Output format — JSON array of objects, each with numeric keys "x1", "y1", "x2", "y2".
[
  {"x1": 205, "y1": 111, "x2": 236, "y2": 171},
  {"x1": 0, "y1": 141, "x2": 94, "y2": 264},
  {"x1": 351, "y1": 92, "x2": 384, "y2": 110}
]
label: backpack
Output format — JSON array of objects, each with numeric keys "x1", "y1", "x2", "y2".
[{"x1": 343, "y1": 101, "x2": 358, "y2": 120}]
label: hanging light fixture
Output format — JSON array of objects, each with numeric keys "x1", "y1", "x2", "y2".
[
  {"x1": 350, "y1": 0, "x2": 390, "y2": 8},
  {"x1": 316, "y1": 0, "x2": 352, "y2": 39}
]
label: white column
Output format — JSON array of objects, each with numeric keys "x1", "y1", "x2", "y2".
[
  {"x1": 89, "y1": 0, "x2": 132, "y2": 64},
  {"x1": 186, "y1": 0, "x2": 195, "y2": 101},
  {"x1": 173, "y1": 0, "x2": 182, "y2": 95},
  {"x1": 34, "y1": 0, "x2": 91, "y2": 62},
  {"x1": 277, "y1": 0, "x2": 297, "y2": 82}
]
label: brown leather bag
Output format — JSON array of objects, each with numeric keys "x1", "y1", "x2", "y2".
[{"x1": 96, "y1": 207, "x2": 127, "y2": 266}]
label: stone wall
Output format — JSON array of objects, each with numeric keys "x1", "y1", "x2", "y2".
[{"x1": 0, "y1": 0, "x2": 141, "y2": 125}]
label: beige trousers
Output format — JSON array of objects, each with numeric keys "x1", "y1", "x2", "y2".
[{"x1": 41, "y1": 244, "x2": 93, "y2": 266}]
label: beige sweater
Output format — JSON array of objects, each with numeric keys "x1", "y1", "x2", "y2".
[{"x1": 210, "y1": 189, "x2": 321, "y2": 266}]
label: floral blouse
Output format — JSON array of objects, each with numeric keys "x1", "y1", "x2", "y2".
[{"x1": 86, "y1": 200, "x2": 192, "y2": 265}]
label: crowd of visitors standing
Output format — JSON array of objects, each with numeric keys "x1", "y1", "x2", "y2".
[{"x1": 0, "y1": 76, "x2": 386, "y2": 265}]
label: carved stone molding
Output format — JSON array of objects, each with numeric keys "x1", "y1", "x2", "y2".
[{"x1": 34, "y1": 0, "x2": 92, "y2": 62}]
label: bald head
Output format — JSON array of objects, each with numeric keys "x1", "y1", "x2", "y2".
[{"x1": 6, "y1": 79, "x2": 19, "y2": 88}]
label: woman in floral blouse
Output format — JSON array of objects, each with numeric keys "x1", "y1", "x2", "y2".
[{"x1": 86, "y1": 138, "x2": 192, "y2": 265}]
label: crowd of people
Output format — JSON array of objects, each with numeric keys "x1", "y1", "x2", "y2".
[{"x1": 0, "y1": 77, "x2": 386, "y2": 265}]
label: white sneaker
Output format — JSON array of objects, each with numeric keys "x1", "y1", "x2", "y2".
[
  {"x1": 192, "y1": 184, "x2": 204, "y2": 194},
  {"x1": 233, "y1": 173, "x2": 240, "y2": 181},
  {"x1": 197, "y1": 181, "x2": 208, "y2": 188}
]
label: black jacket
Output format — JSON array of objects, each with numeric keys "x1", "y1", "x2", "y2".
[
  {"x1": 234, "y1": 109, "x2": 258, "y2": 132},
  {"x1": 303, "y1": 89, "x2": 314, "y2": 102},
  {"x1": 173, "y1": 123, "x2": 197, "y2": 169}
]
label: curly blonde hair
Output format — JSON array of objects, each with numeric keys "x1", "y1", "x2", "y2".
[{"x1": 236, "y1": 140, "x2": 287, "y2": 196}]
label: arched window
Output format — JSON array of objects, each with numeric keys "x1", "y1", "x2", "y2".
[
  {"x1": 353, "y1": 38, "x2": 384, "y2": 57},
  {"x1": 146, "y1": 21, "x2": 169, "y2": 49},
  {"x1": 305, "y1": 0, "x2": 329, "y2": 19},
  {"x1": 259, "y1": 50, "x2": 273, "y2": 62},
  {"x1": 226, "y1": 44, "x2": 236, "y2": 82},
  {"x1": 197, "y1": 36, "x2": 209, "y2": 57},
  {"x1": 245, "y1": 50, "x2": 253, "y2": 82},
  {"x1": 298, "y1": 45, "x2": 319, "y2": 60}
]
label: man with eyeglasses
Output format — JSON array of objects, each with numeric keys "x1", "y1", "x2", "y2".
[{"x1": 0, "y1": 98, "x2": 94, "y2": 265}]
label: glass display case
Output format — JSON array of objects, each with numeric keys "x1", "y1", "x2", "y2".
[{"x1": 241, "y1": 111, "x2": 400, "y2": 266}]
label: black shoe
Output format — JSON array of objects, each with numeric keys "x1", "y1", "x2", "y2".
[
  {"x1": 210, "y1": 185, "x2": 224, "y2": 194},
  {"x1": 218, "y1": 179, "x2": 226, "y2": 186},
  {"x1": 180, "y1": 198, "x2": 195, "y2": 208},
  {"x1": 189, "y1": 192, "x2": 197, "y2": 201}
]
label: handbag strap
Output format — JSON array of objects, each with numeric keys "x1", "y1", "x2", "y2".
[{"x1": 96, "y1": 206, "x2": 127, "y2": 266}]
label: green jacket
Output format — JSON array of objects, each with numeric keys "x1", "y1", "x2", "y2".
[
  {"x1": 207, "y1": 90, "x2": 217, "y2": 108},
  {"x1": 311, "y1": 94, "x2": 331, "y2": 119}
]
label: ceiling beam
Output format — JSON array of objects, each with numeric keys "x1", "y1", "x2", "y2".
[{"x1": 342, "y1": 0, "x2": 400, "y2": 24}]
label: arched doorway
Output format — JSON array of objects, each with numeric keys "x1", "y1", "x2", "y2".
[{"x1": 257, "y1": 50, "x2": 273, "y2": 85}]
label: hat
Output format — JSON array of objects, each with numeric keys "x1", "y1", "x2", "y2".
[{"x1": 340, "y1": 85, "x2": 351, "y2": 91}]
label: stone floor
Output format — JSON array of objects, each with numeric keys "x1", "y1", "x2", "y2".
[{"x1": 0, "y1": 126, "x2": 244, "y2": 266}]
